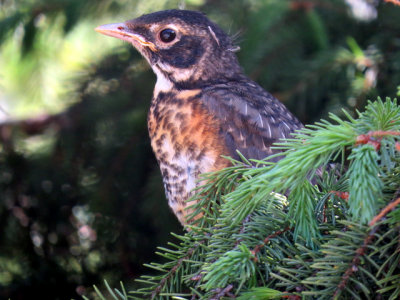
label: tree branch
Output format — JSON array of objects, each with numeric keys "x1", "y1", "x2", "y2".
[
  {"x1": 369, "y1": 197, "x2": 400, "y2": 226},
  {"x1": 333, "y1": 226, "x2": 378, "y2": 298},
  {"x1": 250, "y1": 227, "x2": 292, "y2": 260}
]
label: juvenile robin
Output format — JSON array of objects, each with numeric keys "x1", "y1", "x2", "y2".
[{"x1": 96, "y1": 10, "x2": 303, "y2": 226}]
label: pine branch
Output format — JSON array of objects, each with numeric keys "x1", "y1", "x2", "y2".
[
  {"x1": 221, "y1": 111, "x2": 356, "y2": 229},
  {"x1": 250, "y1": 226, "x2": 292, "y2": 259},
  {"x1": 347, "y1": 144, "x2": 383, "y2": 223},
  {"x1": 333, "y1": 226, "x2": 378, "y2": 299},
  {"x1": 131, "y1": 97, "x2": 400, "y2": 299},
  {"x1": 369, "y1": 197, "x2": 400, "y2": 226},
  {"x1": 209, "y1": 284, "x2": 234, "y2": 300},
  {"x1": 151, "y1": 241, "x2": 200, "y2": 299}
]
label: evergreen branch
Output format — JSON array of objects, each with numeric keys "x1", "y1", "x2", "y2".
[
  {"x1": 347, "y1": 144, "x2": 383, "y2": 223},
  {"x1": 202, "y1": 244, "x2": 256, "y2": 291},
  {"x1": 356, "y1": 98, "x2": 400, "y2": 133},
  {"x1": 315, "y1": 169, "x2": 349, "y2": 224},
  {"x1": 333, "y1": 226, "x2": 378, "y2": 299},
  {"x1": 221, "y1": 113, "x2": 356, "y2": 227},
  {"x1": 288, "y1": 180, "x2": 320, "y2": 246},
  {"x1": 234, "y1": 215, "x2": 252, "y2": 247},
  {"x1": 369, "y1": 130, "x2": 400, "y2": 137},
  {"x1": 355, "y1": 130, "x2": 400, "y2": 150},
  {"x1": 369, "y1": 197, "x2": 400, "y2": 226},
  {"x1": 209, "y1": 284, "x2": 234, "y2": 300},
  {"x1": 151, "y1": 241, "x2": 201, "y2": 299},
  {"x1": 250, "y1": 226, "x2": 292, "y2": 259},
  {"x1": 329, "y1": 191, "x2": 349, "y2": 200},
  {"x1": 132, "y1": 98, "x2": 400, "y2": 299},
  {"x1": 236, "y1": 287, "x2": 285, "y2": 300}
]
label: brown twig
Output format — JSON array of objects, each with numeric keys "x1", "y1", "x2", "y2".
[
  {"x1": 368, "y1": 130, "x2": 400, "y2": 137},
  {"x1": 330, "y1": 190, "x2": 349, "y2": 201},
  {"x1": 333, "y1": 226, "x2": 378, "y2": 298},
  {"x1": 369, "y1": 197, "x2": 400, "y2": 226},
  {"x1": 210, "y1": 284, "x2": 234, "y2": 300},
  {"x1": 250, "y1": 227, "x2": 292, "y2": 260},
  {"x1": 282, "y1": 294, "x2": 301, "y2": 300},
  {"x1": 355, "y1": 130, "x2": 400, "y2": 151},
  {"x1": 334, "y1": 189, "x2": 400, "y2": 295},
  {"x1": 151, "y1": 242, "x2": 201, "y2": 299},
  {"x1": 234, "y1": 215, "x2": 252, "y2": 247}
]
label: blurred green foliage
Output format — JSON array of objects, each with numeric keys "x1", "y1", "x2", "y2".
[{"x1": 0, "y1": 0, "x2": 399, "y2": 299}]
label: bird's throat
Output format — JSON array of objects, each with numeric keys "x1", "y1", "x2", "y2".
[{"x1": 153, "y1": 66, "x2": 174, "y2": 98}]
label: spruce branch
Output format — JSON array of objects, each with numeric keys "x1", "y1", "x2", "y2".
[
  {"x1": 369, "y1": 197, "x2": 400, "y2": 226},
  {"x1": 329, "y1": 190, "x2": 349, "y2": 200},
  {"x1": 236, "y1": 287, "x2": 286, "y2": 300},
  {"x1": 250, "y1": 226, "x2": 292, "y2": 260},
  {"x1": 202, "y1": 244, "x2": 256, "y2": 291},
  {"x1": 347, "y1": 144, "x2": 383, "y2": 223},
  {"x1": 221, "y1": 111, "x2": 356, "y2": 228},
  {"x1": 355, "y1": 130, "x2": 400, "y2": 151},
  {"x1": 356, "y1": 98, "x2": 400, "y2": 133},
  {"x1": 131, "y1": 98, "x2": 400, "y2": 299},
  {"x1": 150, "y1": 243, "x2": 199, "y2": 299},
  {"x1": 333, "y1": 226, "x2": 378, "y2": 299},
  {"x1": 209, "y1": 284, "x2": 234, "y2": 300},
  {"x1": 288, "y1": 180, "x2": 320, "y2": 247}
]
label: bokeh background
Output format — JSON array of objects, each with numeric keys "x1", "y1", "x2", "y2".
[{"x1": 0, "y1": 0, "x2": 399, "y2": 299}]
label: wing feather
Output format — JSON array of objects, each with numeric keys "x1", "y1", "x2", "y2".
[{"x1": 201, "y1": 80, "x2": 303, "y2": 161}]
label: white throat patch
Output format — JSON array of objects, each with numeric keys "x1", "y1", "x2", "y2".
[
  {"x1": 153, "y1": 65, "x2": 174, "y2": 97},
  {"x1": 156, "y1": 62, "x2": 196, "y2": 83}
]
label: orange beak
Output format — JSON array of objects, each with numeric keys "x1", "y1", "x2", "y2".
[{"x1": 95, "y1": 23, "x2": 157, "y2": 52}]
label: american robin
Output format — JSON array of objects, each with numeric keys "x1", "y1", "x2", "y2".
[{"x1": 96, "y1": 10, "x2": 303, "y2": 226}]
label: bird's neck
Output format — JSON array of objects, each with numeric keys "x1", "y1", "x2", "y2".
[
  {"x1": 152, "y1": 67, "x2": 245, "y2": 97},
  {"x1": 152, "y1": 51, "x2": 244, "y2": 93},
  {"x1": 153, "y1": 67, "x2": 174, "y2": 98}
]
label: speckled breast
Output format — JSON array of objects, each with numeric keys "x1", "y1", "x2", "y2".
[{"x1": 147, "y1": 89, "x2": 230, "y2": 225}]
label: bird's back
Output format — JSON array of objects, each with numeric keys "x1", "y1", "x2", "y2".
[{"x1": 201, "y1": 78, "x2": 303, "y2": 161}]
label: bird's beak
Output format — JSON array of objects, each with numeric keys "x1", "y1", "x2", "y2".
[{"x1": 95, "y1": 23, "x2": 157, "y2": 52}]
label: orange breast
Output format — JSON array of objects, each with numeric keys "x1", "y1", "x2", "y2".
[{"x1": 147, "y1": 89, "x2": 230, "y2": 225}]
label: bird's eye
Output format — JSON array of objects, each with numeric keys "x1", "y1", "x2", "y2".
[{"x1": 159, "y1": 28, "x2": 176, "y2": 43}]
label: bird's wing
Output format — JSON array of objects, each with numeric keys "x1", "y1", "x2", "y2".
[{"x1": 201, "y1": 81, "x2": 303, "y2": 162}]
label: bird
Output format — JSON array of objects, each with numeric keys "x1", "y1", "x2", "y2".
[{"x1": 95, "y1": 9, "x2": 303, "y2": 226}]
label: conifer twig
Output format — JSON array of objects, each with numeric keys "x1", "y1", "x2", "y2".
[
  {"x1": 368, "y1": 130, "x2": 400, "y2": 137},
  {"x1": 210, "y1": 284, "x2": 234, "y2": 300},
  {"x1": 282, "y1": 294, "x2": 301, "y2": 300},
  {"x1": 250, "y1": 227, "x2": 292, "y2": 260},
  {"x1": 355, "y1": 130, "x2": 400, "y2": 150},
  {"x1": 330, "y1": 191, "x2": 349, "y2": 201},
  {"x1": 151, "y1": 242, "x2": 201, "y2": 299},
  {"x1": 333, "y1": 226, "x2": 378, "y2": 298},
  {"x1": 369, "y1": 197, "x2": 400, "y2": 226},
  {"x1": 234, "y1": 215, "x2": 252, "y2": 247}
]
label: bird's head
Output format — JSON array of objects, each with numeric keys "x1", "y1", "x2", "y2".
[{"x1": 96, "y1": 10, "x2": 242, "y2": 89}]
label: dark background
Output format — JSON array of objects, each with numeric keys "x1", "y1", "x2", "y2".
[{"x1": 0, "y1": 0, "x2": 399, "y2": 299}]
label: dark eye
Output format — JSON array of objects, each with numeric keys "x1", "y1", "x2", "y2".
[{"x1": 159, "y1": 28, "x2": 176, "y2": 43}]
